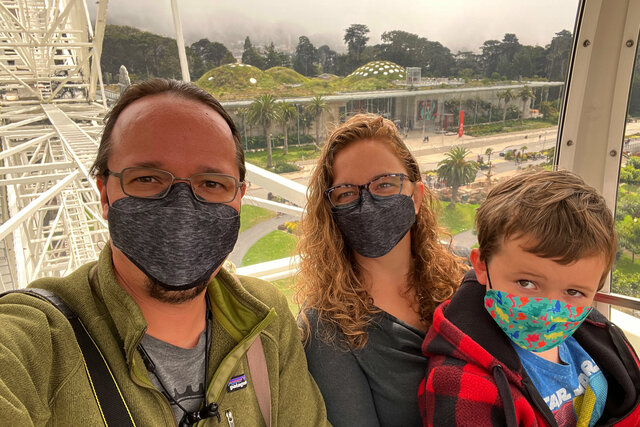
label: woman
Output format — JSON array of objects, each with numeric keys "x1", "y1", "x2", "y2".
[{"x1": 296, "y1": 114, "x2": 464, "y2": 427}]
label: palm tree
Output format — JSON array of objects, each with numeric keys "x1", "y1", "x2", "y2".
[
  {"x1": 306, "y1": 95, "x2": 327, "y2": 148},
  {"x1": 299, "y1": 108, "x2": 314, "y2": 136},
  {"x1": 497, "y1": 89, "x2": 514, "y2": 125},
  {"x1": 235, "y1": 107, "x2": 249, "y2": 150},
  {"x1": 473, "y1": 96, "x2": 482, "y2": 125},
  {"x1": 248, "y1": 94, "x2": 279, "y2": 169},
  {"x1": 437, "y1": 146, "x2": 479, "y2": 209},
  {"x1": 485, "y1": 147, "x2": 494, "y2": 164},
  {"x1": 485, "y1": 147, "x2": 494, "y2": 184},
  {"x1": 518, "y1": 86, "x2": 535, "y2": 123},
  {"x1": 277, "y1": 101, "x2": 297, "y2": 155}
]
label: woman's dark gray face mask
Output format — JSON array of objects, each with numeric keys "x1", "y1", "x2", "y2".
[
  {"x1": 107, "y1": 183, "x2": 240, "y2": 290},
  {"x1": 332, "y1": 190, "x2": 416, "y2": 258}
]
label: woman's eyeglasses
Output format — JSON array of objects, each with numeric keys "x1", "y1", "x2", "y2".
[{"x1": 325, "y1": 173, "x2": 412, "y2": 208}]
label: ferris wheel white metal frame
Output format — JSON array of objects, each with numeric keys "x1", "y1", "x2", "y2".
[
  {"x1": 0, "y1": 0, "x2": 110, "y2": 290},
  {"x1": 0, "y1": 0, "x2": 305, "y2": 290}
]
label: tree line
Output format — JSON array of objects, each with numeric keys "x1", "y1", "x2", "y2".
[
  {"x1": 101, "y1": 24, "x2": 573, "y2": 84},
  {"x1": 242, "y1": 26, "x2": 572, "y2": 82},
  {"x1": 101, "y1": 25, "x2": 236, "y2": 83}
]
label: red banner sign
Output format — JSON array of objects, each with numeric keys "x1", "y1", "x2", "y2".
[{"x1": 458, "y1": 110, "x2": 465, "y2": 137}]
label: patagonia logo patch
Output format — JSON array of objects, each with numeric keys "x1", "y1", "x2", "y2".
[{"x1": 227, "y1": 374, "x2": 248, "y2": 393}]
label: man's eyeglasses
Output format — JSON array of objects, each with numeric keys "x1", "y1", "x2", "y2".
[
  {"x1": 105, "y1": 167, "x2": 243, "y2": 204},
  {"x1": 325, "y1": 173, "x2": 412, "y2": 208}
]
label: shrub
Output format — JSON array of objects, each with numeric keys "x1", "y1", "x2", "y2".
[
  {"x1": 620, "y1": 157, "x2": 640, "y2": 185},
  {"x1": 244, "y1": 133, "x2": 315, "y2": 150},
  {"x1": 539, "y1": 101, "x2": 559, "y2": 123},
  {"x1": 283, "y1": 221, "x2": 299, "y2": 234},
  {"x1": 273, "y1": 161, "x2": 300, "y2": 174},
  {"x1": 611, "y1": 270, "x2": 640, "y2": 298},
  {"x1": 267, "y1": 193, "x2": 287, "y2": 203}
]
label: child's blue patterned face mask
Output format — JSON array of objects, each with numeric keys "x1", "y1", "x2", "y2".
[{"x1": 483, "y1": 265, "x2": 591, "y2": 352}]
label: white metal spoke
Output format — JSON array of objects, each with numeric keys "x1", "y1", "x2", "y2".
[{"x1": 242, "y1": 196, "x2": 304, "y2": 218}]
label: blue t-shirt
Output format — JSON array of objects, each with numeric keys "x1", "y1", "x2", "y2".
[{"x1": 513, "y1": 336, "x2": 608, "y2": 427}]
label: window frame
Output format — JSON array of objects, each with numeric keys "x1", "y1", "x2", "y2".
[{"x1": 558, "y1": 0, "x2": 640, "y2": 315}]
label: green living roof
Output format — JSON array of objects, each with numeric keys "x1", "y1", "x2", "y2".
[
  {"x1": 196, "y1": 63, "x2": 274, "y2": 95},
  {"x1": 194, "y1": 61, "x2": 423, "y2": 100},
  {"x1": 348, "y1": 61, "x2": 405, "y2": 80},
  {"x1": 265, "y1": 67, "x2": 308, "y2": 85}
]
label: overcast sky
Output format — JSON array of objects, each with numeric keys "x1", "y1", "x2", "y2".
[{"x1": 91, "y1": 0, "x2": 579, "y2": 53}]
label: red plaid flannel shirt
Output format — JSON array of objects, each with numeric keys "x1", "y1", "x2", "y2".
[{"x1": 419, "y1": 271, "x2": 640, "y2": 427}]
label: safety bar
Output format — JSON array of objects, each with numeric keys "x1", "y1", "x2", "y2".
[{"x1": 594, "y1": 292, "x2": 640, "y2": 311}]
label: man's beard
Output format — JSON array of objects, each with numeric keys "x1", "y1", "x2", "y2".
[{"x1": 145, "y1": 277, "x2": 209, "y2": 304}]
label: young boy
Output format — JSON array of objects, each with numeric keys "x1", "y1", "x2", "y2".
[{"x1": 419, "y1": 170, "x2": 640, "y2": 426}]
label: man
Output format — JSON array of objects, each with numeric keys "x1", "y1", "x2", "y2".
[{"x1": 0, "y1": 79, "x2": 329, "y2": 426}]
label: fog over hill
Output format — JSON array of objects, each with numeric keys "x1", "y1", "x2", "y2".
[{"x1": 89, "y1": 0, "x2": 577, "y2": 53}]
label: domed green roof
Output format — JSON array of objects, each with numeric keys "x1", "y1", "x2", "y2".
[
  {"x1": 265, "y1": 67, "x2": 308, "y2": 85},
  {"x1": 348, "y1": 61, "x2": 405, "y2": 80},
  {"x1": 196, "y1": 63, "x2": 275, "y2": 93}
]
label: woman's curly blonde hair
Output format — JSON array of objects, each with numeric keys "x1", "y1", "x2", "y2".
[{"x1": 295, "y1": 114, "x2": 465, "y2": 349}]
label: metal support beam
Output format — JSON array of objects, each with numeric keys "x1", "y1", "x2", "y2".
[
  {"x1": 0, "y1": 133, "x2": 55, "y2": 160},
  {"x1": 245, "y1": 162, "x2": 307, "y2": 207},
  {"x1": 89, "y1": 0, "x2": 109, "y2": 103},
  {"x1": 0, "y1": 170, "x2": 79, "y2": 241},
  {"x1": 0, "y1": 173, "x2": 67, "y2": 186},
  {"x1": 0, "y1": 115, "x2": 47, "y2": 131},
  {"x1": 236, "y1": 256, "x2": 300, "y2": 282},
  {"x1": 0, "y1": 62, "x2": 41, "y2": 99},
  {"x1": 0, "y1": 162, "x2": 75, "y2": 174},
  {"x1": 243, "y1": 196, "x2": 304, "y2": 217},
  {"x1": 170, "y1": 0, "x2": 190, "y2": 82}
]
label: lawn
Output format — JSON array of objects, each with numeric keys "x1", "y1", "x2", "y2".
[
  {"x1": 244, "y1": 145, "x2": 320, "y2": 170},
  {"x1": 465, "y1": 119, "x2": 555, "y2": 137},
  {"x1": 437, "y1": 202, "x2": 479, "y2": 235},
  {"x1": 614, "y1": 253, "x2": 640, "y2": 275},
  {"x1": 620, "y1": 182, "x2": 640, "y2": 194},
  {"x1": 240, "y1": 205, "x2": 276, "y2": 233},
  {"x1": 241, "y1": 230, "x2": 297, "y2": 266}
]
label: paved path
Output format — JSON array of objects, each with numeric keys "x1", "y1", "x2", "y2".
[
  {"x1": 228, "y1": 214, "x2": 297, "y2": 267},
  {"x1": 452, "y1": 229, "x2": 477, "y2": 249}
]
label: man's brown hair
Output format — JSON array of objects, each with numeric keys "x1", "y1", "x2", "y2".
[
  {"x1": 475, "y1": 169, "x2": 617, "y2": 288},
  {"x1": 90, "y1": 78, "x2": 245, "y2": 182}
]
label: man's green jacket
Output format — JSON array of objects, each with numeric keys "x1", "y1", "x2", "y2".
[{"x1": 0, "y1": 246, "x2": 329, "y2": 426}]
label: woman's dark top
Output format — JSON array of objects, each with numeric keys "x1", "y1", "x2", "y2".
[{"x1": 303, "y1": 308, "x2": 427, "y2": 427}]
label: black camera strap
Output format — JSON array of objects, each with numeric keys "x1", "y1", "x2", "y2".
[{"x1": 1, "y1": 288, "x2": 136, "y2": 427}]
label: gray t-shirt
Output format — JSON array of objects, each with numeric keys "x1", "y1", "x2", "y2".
[
  {"x1": 140, "y1": 328, "x2": 207, "y2": 423},
  {"x1": 303, "y1": 308, "x2": 427, "y2": 427}
]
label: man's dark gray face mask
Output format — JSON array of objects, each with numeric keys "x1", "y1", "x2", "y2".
[
  {"x1": 107, "y1": 183, "x2": 240, "y2": 290},
  {"x1": 332, "y1": 190, "x2": 416, "y2": 258}
]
